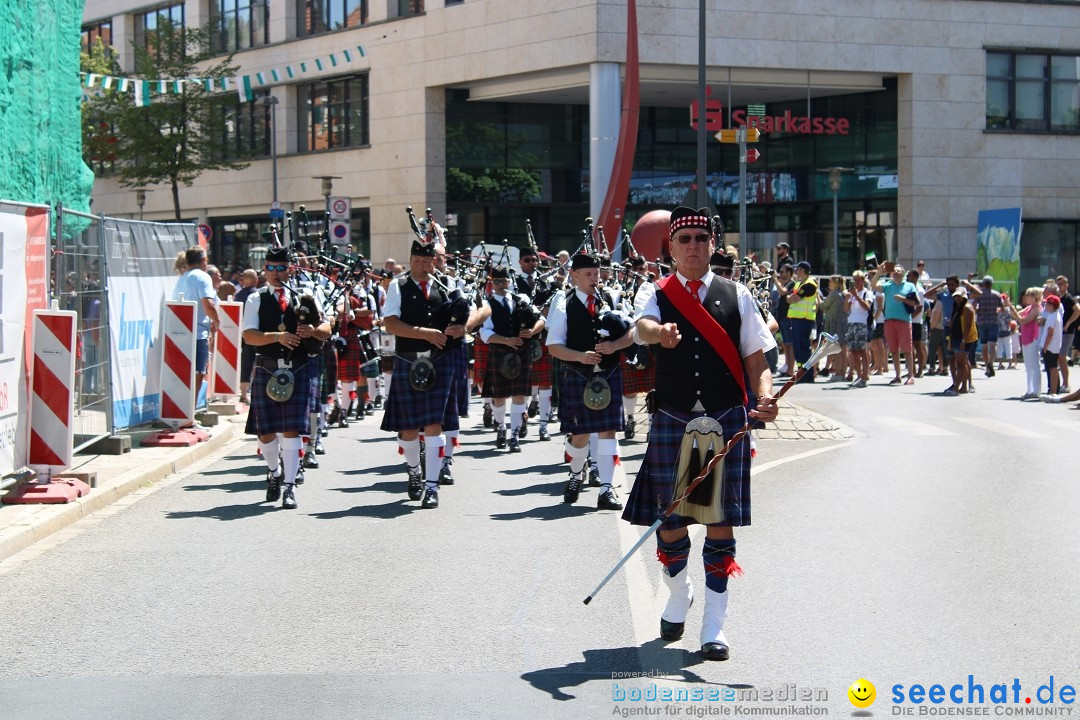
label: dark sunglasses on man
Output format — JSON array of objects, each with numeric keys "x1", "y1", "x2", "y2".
[
  {"x1": 674, "y1": 232, "x2": 710, "y2": 245},
  {"x1": 265, "y1": 264, "x2": 289, "y2": 272}
]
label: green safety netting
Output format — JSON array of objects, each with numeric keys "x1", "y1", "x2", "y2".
[{"x1": 0, "y1": 0, "x2": 94, "y2": 217}]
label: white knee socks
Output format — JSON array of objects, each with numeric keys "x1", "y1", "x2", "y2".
[
  {"x1": 259, "y1": 436, "x2": 280, "y2": 472},
  {"x1": 424, "y1": 435, "x2": 445, "y2": 490},
  {"x1": 566, "y1": 439, "x2": 589, "y2": 473},
  {"x1": 281, "y1": 436, "x2": 303, "y2": 485}
]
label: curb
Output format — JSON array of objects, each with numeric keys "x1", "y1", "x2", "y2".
[{"x1": 0, "y1": 422, "x2": 242, "y2": 563}]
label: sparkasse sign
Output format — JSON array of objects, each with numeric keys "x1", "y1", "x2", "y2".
[{"x1": 731, "y1": 108, "x2": 850, "y2": 135}]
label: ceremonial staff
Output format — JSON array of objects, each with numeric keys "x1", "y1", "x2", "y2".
[{"x1": 583, "y1": 332, "x2": 842, "y2": 605}]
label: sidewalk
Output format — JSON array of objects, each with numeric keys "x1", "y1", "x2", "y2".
[
  {"x1": 0, "y1": 401, "x2": 848, "y2": 564},
  {"x1": 0, "y1": 413, "x2": 250, "y2": 563}
]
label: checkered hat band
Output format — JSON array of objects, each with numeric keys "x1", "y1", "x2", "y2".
[{"x1": 670, "y1": 215, "x2": 711, "y2": 238}]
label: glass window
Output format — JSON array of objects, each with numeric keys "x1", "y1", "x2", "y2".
[
  {"x1": 210, "y1": 0, "x2": 269, "y2": 54},
  {"x1": 299, "y1": 75, "x2": 369, "y2": 151},
  {"x1": 214, "y1": 90, "x2": 271, "y2": 161},
  {"x1": 398, "y1": 0, "x2": 423, "y2": 15},
  {"x1": 134, "y1": 3, "x2": 185, "y2": 71},
  {"x1": 81, "y1": 20, "x2": 113, "y2": 54},
  {"x1": 986, "y1": 51, "x2": 1080, "y2": 132},
  {"x1": 300, "y1": 0, "x2": 367, "y2": 34}
]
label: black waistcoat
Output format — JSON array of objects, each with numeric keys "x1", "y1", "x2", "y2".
[
  {"x1": 489, "y1": 294, "x2": 519, "y2": 337},
  {"x1": 256, "y1": 285, "x2": 305, "y2": 363},
  {"x1": 396, "y1": 276, "x2": 448, "y2": 353},
  {"x1": 653, "y1": 278, "x2": 745, "y2": 412},
  {"x1": 564, "y1": 292, "x2": 619, "y2": 371}
]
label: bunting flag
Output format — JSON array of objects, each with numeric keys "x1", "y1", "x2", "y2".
[{"x1": 77, "y1": 42, "x2": 367, "y2": 107}]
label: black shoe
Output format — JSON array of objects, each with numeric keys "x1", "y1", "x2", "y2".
[
  {"x1": 327, "y1": 405, "x2": 341, "y2": 425},
  {"x1": 700, "y1": 641, "x2": 729, "y2": 661},
  {"x1": 660, "y1": 618, "x2": 686, "y2": 641},
  {"x1": 539, "y1": 424, "x2": 550, "y2": 441},
  {"x1": 266, "y1": 468, "x2": 282, "y2": 502},
  {"x1": 439, "y1": 458, "x2": 455, "y2": 485},
  {"x1": 483, "y1": 406, "x2": 493, "y2": 428},
  {"x1": 987, "y1": 366, "x2": 996, "y2": 378},
  {"x1": 564, "y1": 470, "x2": 583, "y2": 504},
  {"x1": 495, "y1": 427, "x2": 507, "y2": 449},
  {"x1": 407, "y1": 466, "x2": 423, "y2": 501},
  {"x1": 373, "y1": 395, "x2": 383, "y2": 409},
  {"x1": 528, "y1": 399, "x2": 539, "y2": 418},
  {"x1": 355, "y1": 404, "x2": 367, "y2": 419},
  {"x1": 588, "y1": 466, "x2": 601, "y2": 487},
  {"x1": 314, "y1": 440, "x2": 326, "y2": 455},
  {"x1": 366, "y1": 402, "x2": 375, "y2": 413},
  {"x1": 338, "y1": 414, "x2": 349, "y2": 429},
  {"x1": 624, "y1": 417, "x2": 636, "y2": 441},
  {"x1": 421, "y1": 487, "x2": 439, "y2": 509},
  {"x1": 597, "y1": 487, "x2": 623, "y2": 510},
  {"x1": 282, "y1": 485, "x2": 297, "y2": 509},
  {"x1": 304, "y1": 452, "x2": 319, "y2": 469},
  {"x1": 320, "y1": 427, "x2": 329, "y2": 437},
  {"x1": 295, "y1": 466, "x2": 305, "y2": 485},
  {"x1": 518, "y1": 420, "x2": 527, "y2": 439},
  {"x1": 508, "y1": 435, "x2": 521, "y2": 453}
]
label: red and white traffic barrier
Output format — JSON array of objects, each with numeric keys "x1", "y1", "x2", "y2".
[
  {"x1": 211, "y1": 301, "x2": 243, "y2": 399},
  {"x1": 3, "y1": 309, "x2": 91, "y2": 504},
  {"x1": 159, "y1": 299, "x2": 197, "y2": 430}
]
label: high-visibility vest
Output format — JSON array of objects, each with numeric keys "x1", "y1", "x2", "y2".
[{"x1": 788, "y1": 278, "x2": 818, "y2": 320}]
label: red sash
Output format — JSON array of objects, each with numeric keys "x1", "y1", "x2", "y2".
[{"x1": 657, "y1": 275, "x2": 747, "y2": 405}]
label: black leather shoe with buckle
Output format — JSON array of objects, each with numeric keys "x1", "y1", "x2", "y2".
[
  {"x1": 564, "y1": 471, "x2": 583, "y2": 504},
  {"x1": 407, "y1": 466, "x2": 423, "y2": 501}
]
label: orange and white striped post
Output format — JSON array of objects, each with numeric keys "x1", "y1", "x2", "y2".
[{"x1": 159, "y1": 299, "x2": 197, "y2": 431}]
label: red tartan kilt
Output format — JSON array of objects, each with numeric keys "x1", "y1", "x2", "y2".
[
  {"x1": 337, "y1": 337, "x2": 366, "y2": 383},
  {"x1": 620, "y1": 362, "x2": 655, "y2": 395},
  {"x1": 473, "y1": 339, "x2": 489, "y2": 379},
  {"x1": 531, "y1": 343, "x2": 553, "y2": 387}
]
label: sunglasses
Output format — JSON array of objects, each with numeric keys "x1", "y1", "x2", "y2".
[
  {"x1": 265, "y1": 264, "x2": 288, "y2": 272},
  {"x1": 522, "y1": 257, "x2": 538, "y2": 263},
  {"x1": 674, "y1": 233, "x2": 711, "y2": 245}
]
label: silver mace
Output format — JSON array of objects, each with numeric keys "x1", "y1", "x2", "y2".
[{"x1": 583, "y1": 332, "x2": 842, "y2": 605}]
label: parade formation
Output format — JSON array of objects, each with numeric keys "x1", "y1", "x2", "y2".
[{"x1": 231, "y1": 202, "x2": 790, "y2": 662}]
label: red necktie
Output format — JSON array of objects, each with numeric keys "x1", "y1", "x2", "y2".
[
  {"x1": 419, "y1": 281, "x2": 429, "y2": 299},
  {"x1": 276, "y1": 287, "x2": 287, "y2": 312},
  {"x1": 686, "y1": 279, "x2": 704, "y2": 303},
  {"x1": 587, "y1": 295, "x2": 596, "y2": 317}
]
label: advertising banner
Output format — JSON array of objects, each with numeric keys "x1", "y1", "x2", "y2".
[
  {"x1": 104, "y1": 219, "x2": 195, "y2": 429},
  {"x1": 0, "y1": 205, "x2": 50, "y2": 477},
  {"x1": 976, "y1": 208, "x2": 1022, "y2": 298}
]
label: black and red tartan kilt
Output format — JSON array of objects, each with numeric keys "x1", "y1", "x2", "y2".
[
  {"x1": 337, "y1": 334, "x2": 367, "y2": 383},
  {"x1": 320, "y1": 343, "x2": 338, "y2": 401},
  {"x1": 451, "y1": 344, "x2": 470, "y2": 417},
  {"x1": 381, "y1": 353, "x2": 457, "y2": 432},
  {"x1": 473, "y1": 338, "x2": 489, "y2": 383},
  {"x1": 245, "y1": 360, "x2": 314, "y2": 436},
  {"x1": 483, "y1": 345, "x2": 533, "y2": 399},
  {"x1": 620, "y1": 362, "x2": 656, "y2": 396},
  {"x1": 559, "y1": 364, "x2": 624, "y2": 435},
  {"x1": 531, "y1": 342, "x2": 554, "y2": 388}
]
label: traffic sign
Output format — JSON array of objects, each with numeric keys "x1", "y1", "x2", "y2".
[
  {"x1": 269, "y1": 208, "x2": 285, "y2": 220},
  {"x1": 715, "y1": 129, "x2": 738, "y2": 144},
  {"x1": 715, "y1": 128, "x2": 763, "y2": 143},
  {"x1": 331, "y1": 220, "x2": 350, "y2": 241},
  {"x1": 744, "y1": 148, "x2": 760, "y2": 163},
  {"x1": 742, "y1": 128, "x2": 761, "y2": 142},
  {"x1": 330, "y1": 196, "x2": 351, "y2": 220}
]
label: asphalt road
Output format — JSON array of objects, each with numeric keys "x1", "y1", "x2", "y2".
[{"x1": 2, "y1": 369, "x2": 1079, "y2": 719}]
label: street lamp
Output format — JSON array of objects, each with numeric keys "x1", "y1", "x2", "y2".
[
  {"x1": 256, "y1": 95, "x2": 280, "y2": 209},
  {"x1": 311, "y1": 175, "x2": 342, "y2": 215},
  {"x1": 134, "y1": 188, "x2": 152, "y2": 220},
  {"x1": 819, "y1": 167, "x2": 853, "y2": 274}
]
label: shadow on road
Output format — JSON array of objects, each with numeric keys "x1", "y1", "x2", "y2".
[
  {"x1": 195, "y1": 460, "x2": 263, "y2": 477},
  {"x1": 521, "y1": 640, "x2": 719, "y2": 700},
  {"x1": 490, "y1": 503, "x2": 605, "y2": 521},
  {"x1": 339, "y1": 464, "x2": 408, "y2": 477},
  {"x1": 499, "y1": 463, "x2": 562, "y2": 477},
  {"x1": 328, "y1": 481, "x2": 402, "y2": 494},
  {"x1": 309, "y1": 499, "x2": 418, "y2": 520},
  {"x1": 491, "y1": 481, "x2": 562, "y2": 497},
  {"x1": 183, "y1": 479, "x2": 265, "y2": 494},
  {"x1": 165, "y1": 502, "x2": 278, "y2": 521}
]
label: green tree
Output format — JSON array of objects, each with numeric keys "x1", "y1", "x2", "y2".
[
  {"x1": 446, "y1": 121, "x2": 543, "y2": 203},
  {"x1": 80, "y1": 22, "x2": 248, "y2": 219}
]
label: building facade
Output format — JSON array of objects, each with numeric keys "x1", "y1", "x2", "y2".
[{"x1": 83, "y1": 0, "x2": 1080, "y2": 286}]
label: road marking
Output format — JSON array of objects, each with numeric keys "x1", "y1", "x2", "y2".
[
  {"x1": 750, "y1": 439, "x2": 860, "y2": 475},
  {"x1": 872, "y1": 416, "x2": 956, "y2": 437},
  {"x1": 951, "y1": 417, "x2": 1046, "y2": 438}
]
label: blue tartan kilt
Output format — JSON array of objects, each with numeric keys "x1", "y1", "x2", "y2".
[
  {"x1": 320, "y1": 343, "x2": 338, "y2": 400},
  {"x1": 448, "y1": 343, "x2": 470, "y2": 418},
  {"x1": 245, "y1": 360, "x2": 315, "y2": 437},
  {"x1": 621, "y1": 406, "x2": 751, "y2": 529},
  {"x1": 484, "y1": 345, "x2": 533, "y2": 399},
  {"x1": 306, "y1": 352, "x2": 323, "y2": 413},
  {"x1": 381, "y1": 353, "x2": 457, "y2": 432},
  {"x1": 559, "y1": 365, "x2": 625, "y2": 435}
]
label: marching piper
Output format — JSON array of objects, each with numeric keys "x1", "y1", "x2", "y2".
[
  {"x1": 517, "y1": 246, "x2": 557, "y2": 440},
  {"x1": 623, "y1": 207, "x2": 778, "y2": 660},
  {"x1": 546, "y1": 252, "x2": 634, "y2": 511},
  {"x1": 381, "y1": 238, "x2": 478, "y2": 508},
  {"x1": 242, "y1": 245, "x2": 332, "y2": 509},
  {"x1": 480, "y1": 266, "x2": 545, "y2": 452}
]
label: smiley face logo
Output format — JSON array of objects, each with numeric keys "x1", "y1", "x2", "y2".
[{"x1": 848, "y1": 678, "x2": 876, "y2": 708}]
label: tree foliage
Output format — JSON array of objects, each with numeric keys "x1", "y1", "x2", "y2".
[
  {"x1": 446, "y1": 121, "x2": 543, "y2": 204},
  {"x1": 80, "y1": 22, "x2": 248, "y2": 219}
]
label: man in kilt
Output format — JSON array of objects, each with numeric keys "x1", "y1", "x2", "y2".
[
  {"x1": 337, "y1": 276, "x2": 375, "y2": 421},
  {"x1": 480, "y1": 266, "x2": 545, "y2": 452},
  {"x1": 517, "y1": 247, "x2": 556, "y2": 441},
  {"x1": 242, "y1": 246, "x2": 332, "y2": 509},
  {"x1": 381, "y1": 239, "x2": 478, "y2": 509},
  {"x1": 623, "y1": 207, "x2": 778, "y2": 661},
  {"x1": 546, "y1": 252, "x2": 634, "y2": 511}
]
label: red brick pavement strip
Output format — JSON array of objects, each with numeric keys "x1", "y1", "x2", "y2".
[{"x1": 0, "y1": 416, "x2": 246, "y2": 563}]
